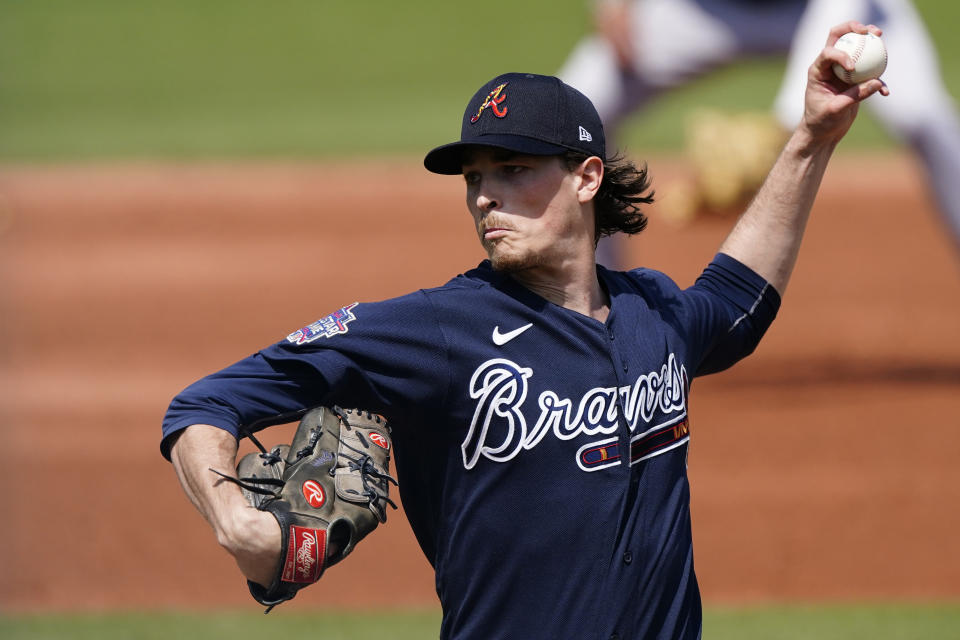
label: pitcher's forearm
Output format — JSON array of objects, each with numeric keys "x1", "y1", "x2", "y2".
[
  {"x1": 170, "y1": 424, "x2": 281, "y2": 585},
  {"x1": 720, "y1": 20, "x2": 889, "y2": 294},
  {"x1": 719, "y1": 128, "x2": 837, "y2": 294},
  {"x1": 170, "y1": 424, "x2": 246, "y2": 539}
]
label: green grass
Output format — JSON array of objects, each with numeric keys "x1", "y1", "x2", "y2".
[
  {"x1": 0, "y1": 0, "x2": 587, "y2": 160},
  {"x1": 0, "y1": 610, "x2": 442, "y2": 640},
  {"x1": 1, "y1": 604, "x2": 958, "y2": 639},
  {"x1": 1, "y1": 0, "x2": 957, "y2": 160},
  {"x1": 705, "y1": 603, "x2": 960, "y2": 640}
]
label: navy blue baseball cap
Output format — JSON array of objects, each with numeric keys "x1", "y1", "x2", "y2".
[{"x1": 424, "y1": 73, "x2": 606, "y2": 175}]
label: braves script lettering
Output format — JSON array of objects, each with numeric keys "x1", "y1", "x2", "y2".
[{"x1": 462, "y1": 354, "x2": 688, "y2": 469}]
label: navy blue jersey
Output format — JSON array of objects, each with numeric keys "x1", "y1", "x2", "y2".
[{"x1": 162, "y1": 253, "x2": 779, "y2": 640}]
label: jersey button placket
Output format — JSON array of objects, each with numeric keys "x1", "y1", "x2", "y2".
[{"x1": 623, "y1": 550, "x2": 633, "y2": 565}]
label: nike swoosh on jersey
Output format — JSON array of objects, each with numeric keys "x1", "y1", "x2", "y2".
[{"x1": 492, "y1": 323, "x2": 533, "y2": 346}]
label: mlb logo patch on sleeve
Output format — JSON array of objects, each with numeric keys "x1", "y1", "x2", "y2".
[{"x1": 287, "y1": 302, "x2": 358, "y2": 345}]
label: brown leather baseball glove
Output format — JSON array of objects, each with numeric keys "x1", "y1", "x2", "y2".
[{"x1": 216, "y1": 406, "x2": 396, "y2": 611}]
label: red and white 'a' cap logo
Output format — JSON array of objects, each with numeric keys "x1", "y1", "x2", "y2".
[
  {"x1": 369, "y1": 432, "x2": 389, "y2": 450},
  {"x1": 302, "y1": 479, "x2": 326, "y2": 508}
]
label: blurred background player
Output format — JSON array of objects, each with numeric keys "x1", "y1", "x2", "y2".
[{"x1": 559, "y1": 0, "x2": 960, "y2": 267}]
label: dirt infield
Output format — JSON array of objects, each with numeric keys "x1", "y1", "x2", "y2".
[{"x1": 1, "y1": 154, "x2": 958, "y2": 612}]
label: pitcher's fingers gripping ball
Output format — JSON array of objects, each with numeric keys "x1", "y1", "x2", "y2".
[
  {"x1": 213, "y1": 406, "x2": 397, "y2": 611},
  {"x1": 832, "y1": 31, "x2": 887, "y2": 84}
]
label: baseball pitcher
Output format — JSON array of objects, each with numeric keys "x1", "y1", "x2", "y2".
[{"x1": 162, "y1": 21, "x2": 887, "y2": 639}]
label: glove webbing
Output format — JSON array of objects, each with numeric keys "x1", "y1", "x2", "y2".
[{"x1": 298, "y1": 407, "x2": 399, "y2": 520}]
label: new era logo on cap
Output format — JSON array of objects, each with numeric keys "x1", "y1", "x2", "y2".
[{"x1": 424, "y1": 73, "x2": 606, "y2": 175}]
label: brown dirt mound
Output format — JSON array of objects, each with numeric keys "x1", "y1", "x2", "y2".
[{"x1": 1, "y1": 153, "x2": 957, "y2": 612}]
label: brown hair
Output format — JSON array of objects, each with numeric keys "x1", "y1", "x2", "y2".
[{"x1": 564, "y1": 151, "x2": 654, "y2": 243}]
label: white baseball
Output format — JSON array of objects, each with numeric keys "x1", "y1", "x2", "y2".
[{"x1": 832, "y1": 32, "x2": 887, "y2": 84}]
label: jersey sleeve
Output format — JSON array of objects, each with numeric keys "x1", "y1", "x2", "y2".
[
  {"x1": 684, "y1": 252, "x2": 781, "y2": 376},
  {"x1": 160, "y1": 290, "x2": 450, "y2": 460}
]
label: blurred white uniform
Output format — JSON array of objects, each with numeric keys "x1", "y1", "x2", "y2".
[
  {"x1": 560, "y1": 0, "x2": 960, "y2": 264},
  {"x1": 560, "y1": 0, "x2": 806, "y2": 134},
  {"x1": 774, "y1": 0, "x2": 960, "y2": 253}
]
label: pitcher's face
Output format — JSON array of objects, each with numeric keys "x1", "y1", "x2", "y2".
[{"x1": 463, "y1": 148, "x2": 595, "y2": 273}]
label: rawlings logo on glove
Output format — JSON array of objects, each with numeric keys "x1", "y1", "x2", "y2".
[{"x1": 286, "y1": 525, "x2": 324, "y2": 583}]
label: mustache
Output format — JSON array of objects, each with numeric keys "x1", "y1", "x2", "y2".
[{"x1": 480, "y1": 216, "x2": 515, "y2": 233}]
